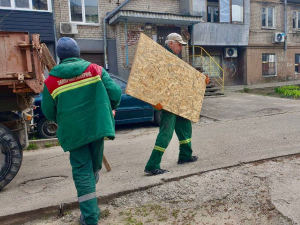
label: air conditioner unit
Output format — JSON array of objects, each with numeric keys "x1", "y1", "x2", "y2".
[
  {"x1": 273, "y1": 33, "x2": 285, "y2": 43},
  {"x1": 224, "y1": 48, "x2": 238, "y2": 58},
  {"x1": 60, "y1": 22, "x2": 78, "y2": 34}
]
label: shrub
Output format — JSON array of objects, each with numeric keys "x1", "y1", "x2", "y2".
[{"x1": 275, "y1": 85, "x2": 300, "y2": 98}]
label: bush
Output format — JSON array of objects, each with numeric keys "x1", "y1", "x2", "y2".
[{"x1": 275, "y1": 85, "x2": 300, "y2": 98}]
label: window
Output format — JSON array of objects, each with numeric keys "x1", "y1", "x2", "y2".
[
  {"x1": 295, "y1": 54, "x2": 300, "y2": 73},
  {"x1": 207, "y1": 5, "x2": 219, "y2": 22},
  {"x1": 69, "y1": 0, "x2": 98, "y2": 24},
  {"x1": 232, "y1": 0, "x2": 243, "y2": 23},
  {"x1": 262, "y1": 6, "x2": 275, "y2": 28},
  {"x1": 0, "y1": 0, "x2": 50, "y2": 11},
  {"x1": 293, "y1": 11, "x2": 300, "y2": 30},
  {"x1": 262, "y1": 54, "x2": 276, "y2": 76},
  {"x1": 206, "y1": 0, "x2": 244, "y2": 24}
]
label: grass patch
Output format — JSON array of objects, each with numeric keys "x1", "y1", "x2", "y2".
[
  {"x1": 100, "y1": 209, "x2": 111, "y2": 219},
  {"x1": 240, "y1": 85, "x2": 300, "y2": 99},
  {"x1": 45, "y1": 142, "x2": 54, "y2": 148},
  {"x1": 26, "y1": 143, "x2": 38, "y2": 150},
  {"x1": 275, "y1": 85, "x2": 300, "y2": 98}
]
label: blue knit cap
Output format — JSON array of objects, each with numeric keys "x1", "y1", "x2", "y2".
[{"x1": 56, "y1": 37, "x2": 80, "y2": 60}]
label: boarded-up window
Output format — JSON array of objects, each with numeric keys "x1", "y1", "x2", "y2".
[
  {"x1": 80, "y1": 53, "x2": 104, "y2": 67},
  {"x1": 262, "y1": 53, "x2": 276, "y2": 76}
]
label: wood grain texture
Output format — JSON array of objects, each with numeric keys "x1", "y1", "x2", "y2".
[{"x1": 125, "y1": 33, "x2": 206, "y2": 123}]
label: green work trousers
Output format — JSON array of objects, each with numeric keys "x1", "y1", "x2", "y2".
[
  {"x1": 145, "y1": 110, "x2": 193, "y2": 171},
  {"x1": 69, "y1": 138, "x2": 104, "y2": 225}
]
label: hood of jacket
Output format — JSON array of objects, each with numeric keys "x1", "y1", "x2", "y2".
[{"x1": 49, "y1": 57, "x2": 91, "y2": 79}]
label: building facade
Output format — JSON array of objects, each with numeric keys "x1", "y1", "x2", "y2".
[
  {"x1": 53, "y1": 0, "x2": 202, "y2": 79},
  {"x1": 246, "y1": 0, "x2": 300, "y2": 84}
]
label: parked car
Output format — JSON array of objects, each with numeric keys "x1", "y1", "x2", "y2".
[{"x1": 33, "y1": 74, "x2": 161, "y2": 139}]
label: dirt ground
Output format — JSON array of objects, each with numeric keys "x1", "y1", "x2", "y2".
[{"x1": 25, "y1": 154, "x2": 300, "y2": 225}]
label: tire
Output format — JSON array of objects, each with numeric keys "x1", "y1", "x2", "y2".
[
  {"x1": 0, "y1": 124, "x2": 23, "y2": 191},
  {"x1": 153, "y1": 111, "x2": 162, "y2": 125},
  {"x1": 37, "y1": 117, "x2": 58, "y2": 139}
]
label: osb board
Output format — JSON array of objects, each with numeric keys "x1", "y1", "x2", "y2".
[{"x1": 125, "y1": 33, "x2": 206, "y2": 123}]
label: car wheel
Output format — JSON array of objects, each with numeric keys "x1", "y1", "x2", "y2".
[
  {"x1": 154, "y1": 111, "x2": 162, "y2": 125},
  {"x1": 0, "y1": 124, "x2": 23, "y2": 190},
  {"x1": 37, "y1": 117, "x2": 58, "y2": 139}
]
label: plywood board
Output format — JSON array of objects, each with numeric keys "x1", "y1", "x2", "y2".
[{"x1": 125, "y1": 33, "x2": 206, "y2": 123}]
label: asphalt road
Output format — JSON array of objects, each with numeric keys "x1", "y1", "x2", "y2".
[{"x1": 1, "y1": 90, "x2": 300, "y2": 224}]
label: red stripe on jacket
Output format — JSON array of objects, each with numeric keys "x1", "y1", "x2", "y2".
[{"x1": 45, "y1": 64, "x2": 103, "y2": 95}]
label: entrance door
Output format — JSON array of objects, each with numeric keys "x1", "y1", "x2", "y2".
[{"x1": 157, "y1": 26, "x2": 182, "y2": 58}]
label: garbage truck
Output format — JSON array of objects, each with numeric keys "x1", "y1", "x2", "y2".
[{"x1": 0, "y1": 31, "x2": 55, "y2": 190}]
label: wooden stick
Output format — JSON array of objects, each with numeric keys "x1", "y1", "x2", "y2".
[{"x1": 102, "y1": 155, "x2": 111, "y2": 172}]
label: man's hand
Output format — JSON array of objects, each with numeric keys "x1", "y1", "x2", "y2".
[
  {"x1": 153, "y1": 103, "x2": 163, "y2": 110},
  {"x1": 205, "y1": 75, "x2": 210, "y2": 85},
  {"x1": 112, "y1": 110, "x2": 116, "y2": 117}
]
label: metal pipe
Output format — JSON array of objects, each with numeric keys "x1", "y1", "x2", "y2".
[
  {"x1": 284, "y1": 0, "x2": 287, "y2": 51},
  {"x1": 192, "y1": 24, "x2": 195, "y2": 67},
  {"x1": 125, "y1": 19, "x2": 129, "y2": 66},
  {"x1": 103, "y1": 0, "x2": 132, "y2": 70}
]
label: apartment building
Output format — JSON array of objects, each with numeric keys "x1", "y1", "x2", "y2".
[
  {"x1": 246, "y1": 0, "x2": 300, "y2": 84},
  {"x1": 54, "y1": 0, "x2": 202, "y2": 78}
]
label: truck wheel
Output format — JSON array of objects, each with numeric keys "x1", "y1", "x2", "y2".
[
  {"x1": 0, "y1": 124, "x2": 23, "y2": 191},
  {"x1": 37, "y1": 117, "x2": 58, "y2": 139}
]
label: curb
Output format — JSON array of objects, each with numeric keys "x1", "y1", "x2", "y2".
[{"x1": 28, "y1": 138, "x2": 60, "y2": 149}]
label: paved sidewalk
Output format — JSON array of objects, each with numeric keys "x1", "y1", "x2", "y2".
[
  {"x1": 225, "y1": 80, "x2": 300, "y2": 92},
  {"x1": 1, "y1": 80, "x2": 300, "y2": 225}
]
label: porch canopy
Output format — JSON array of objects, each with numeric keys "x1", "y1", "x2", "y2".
[{"x1": 108, "y1": 10, "x2": 202, "y2": 26}]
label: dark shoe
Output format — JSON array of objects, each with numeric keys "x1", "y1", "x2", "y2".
[
  {"x1": 80, "y1": 214, "x2": 87, "y2": 225},
  {"x1": 177, "y1": 156, "x2": 198, "y2": 164},
  {"x1": 80, "y1": 214, "x2": 97, "y2": 225},
  {"x1": 94, "y1": 172, "x2": 99, "y2": 184},
  {"x1": 144, "y1": 169, "x2": 169, "y2": 175}
]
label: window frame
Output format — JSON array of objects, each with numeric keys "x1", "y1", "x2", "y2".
[
  {"x1": 0, "y1": 0, "x2": 52, "y2": 12},
  {"x1": 295, "y1": 54, "x2": 300, "y2": 74},
  {"x1": 68, "y1": 0, "x2": 99, "y2": 25},
  {"x1": 262, "y1": 53, "x2": 277, "y2": 77},
  {"x1": 206, "y1": 0, "x2": 244, "y2": 24},
  {"x1": 262, "y1": 6, "x2": 275, "y2": 29},
  {"x1": 293, "y1": 11, "x2": 300, "y2": 30}
]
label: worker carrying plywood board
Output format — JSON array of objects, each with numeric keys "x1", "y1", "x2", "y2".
[{"x1": 125, "y1": 33, "x2": 209, "y2": 176}]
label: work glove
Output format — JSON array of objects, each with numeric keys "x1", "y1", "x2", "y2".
[
  {"x1": 153, "y1": 103, "x2": 163, "y2": 110},
  {"x1": 205, "y1": 75, "x2": 210, "y2": 85}
]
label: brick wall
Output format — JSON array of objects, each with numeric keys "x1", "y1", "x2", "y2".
[
  {"x1": 54, "y1": 0, "x2": 180, "y2": 39},
  {"x1": 115, "y1": 22, "x2": 190, "y2": 76},
  {"x1": 249, "y1": 0, "x2": 300, "y2": 47}
]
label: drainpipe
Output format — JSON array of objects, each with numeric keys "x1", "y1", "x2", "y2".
[
  {"x1": 103, "y1": 0, "x2": 132, "y2": 70},
  {"x1": 192, "y1": 24, "x2": 195, "y2": 67},
  {"x1": 284, "y1": 0, "x2": 287, "y2": 51},
  {"x1": 125, "y1": 19, "x2": 129, "y2": 67}
]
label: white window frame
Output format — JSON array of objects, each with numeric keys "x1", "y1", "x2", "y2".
[
  {"x1": 68, "y1": 0, "x2": 99, "y2": 25},
  {"x1": 293, "y1": 11, "x2": 300, "y2": 30},
  {"x1": 0, "y1": 0, "x2": 52, "y2": 12},
  {"x1": 262, "y1": 53, "x2": 277, "y2": 77},
  {"x1": 262, "y1": 6, "x2": 275, "y2": 29}
]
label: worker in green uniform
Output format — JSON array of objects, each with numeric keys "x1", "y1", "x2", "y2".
[
  {"x1": 42, "y1": 37, "x2": 121, "y2": 225},
  {"x1": 144, "y1": 33, "x2": 209, "y2": 176}
]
